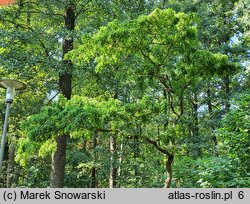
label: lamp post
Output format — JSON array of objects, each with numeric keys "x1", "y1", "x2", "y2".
[{"x1": 0, "y1": 79, "x2": 26, "y2": 172}]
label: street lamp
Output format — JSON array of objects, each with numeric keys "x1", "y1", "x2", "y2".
[{"x1": 0, "y1": 79, "x2": 26, "y2": 172}]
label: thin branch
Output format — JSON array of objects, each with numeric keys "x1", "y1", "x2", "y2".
[
  {"x1": 158, "y1": 74, "x2": 174, "y2": 93},
  {"x1": 75, "y1": 0, "x2": 93, "y2": 20},
  {"x1": 96, "y1": 128, "x2": 112, "y2": 133},
  {"x1": 46, "y1": 91, "x2": 59, "y2": 105},
  {"x1": 46, "y1": 84, "x2": 78, "y2": 105},
  {"x1": 0, "y1": 18, "x2": 50, "y2": 57},
  {"x1": 168, "y1": 93, "x2": 178, "y2": 116},
  {"x1": 29, "y1": 8, "x2": 64, "y2": 18},
  {"x1": 140, "y1": 49, "x2": 159, "y2": 69}
]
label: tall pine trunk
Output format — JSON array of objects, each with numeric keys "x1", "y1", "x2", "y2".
[{"x1": 50, "y1": 3, "x2": 75, "y2": 188}]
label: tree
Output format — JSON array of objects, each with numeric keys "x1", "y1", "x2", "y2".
[
  {"x1": 1, "y1": 0, "x2": 249, "y2": 188},
  {"x1": 219, "y1": 92, "x2": 250, "y2": 176},
  {"x1": 68, "y1": 8, "x2": 229, "y2": 187}
]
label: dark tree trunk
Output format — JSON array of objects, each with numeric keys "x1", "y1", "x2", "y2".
[
  {"x1": 13, "y1": 164, "x2": 20, "y2": 187},
  {"x1": 90, "y1": 132, "x2": 97, "y2": 188},
  {"x1": 223, "y1": 75, "x2": 230, "y2": 112},
  {"x1": 134, "y1": 125, "x2": 141, "y2": 178},
  {"x1": 164, "y1": 154, "x2": 174, "y2": 188},
  {"x1": 50, "y1": 4, "x2": 75, "y2": 188},
  {"x1": 207, "y1": 87, "x2": 213, "y2": 113},
  {"x1": 163, "y1": 90, "x2": 169, "y2": 129},
  {"x1": 207, "y1": 87, "x2": 218, "y2": 156},
  {"x1": 191, "y1": 91, "x2": 201, "y2": 157},
  {"x1": 51, "y1": 134, "x2": 68, "y2": 187},
  {"x1": 90, "y1": 166, "x2": 97, "y2": 188},
  {"x1": 146, "y1": 137, "x2": 174, "y2": 188},
  {"x1": 193, "y1": 92, "x2": 199, "y2": 137},
  {"x1": 60, "y1": 2, "x2": 75, "y2": 99},
  {"x1": 7, "y1": 142, "x2": 15, "y2": 187}
]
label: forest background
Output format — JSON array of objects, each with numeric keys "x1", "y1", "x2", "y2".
[{"x1": 0, "y1": 0, "x2": 249, "y2": 188}]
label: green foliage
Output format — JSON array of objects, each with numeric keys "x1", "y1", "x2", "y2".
[
  {"x1": 18, "y1": 157, "x2": 51, "y2": 188},
  {"x1": 69, "y1": 8, "x2": 229, "y2": 80},
  {"x1": 17, "y1": 95, "x2": 124, "y2": 164},
  {"x1": 0, "y1": 0, "x2": 249, "y2": 188},
  {"x1": 64, "y1": 143, "x2": 93, "y2": 188},
  {"x1": 174, "y1": 156, "x2": 250, "y2": 188},
  {"x1": 218, "y1": 92, "x2": 250, "y2": 174}
]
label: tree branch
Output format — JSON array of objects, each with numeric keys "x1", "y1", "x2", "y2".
[
  {"x1": 140, "y1": 49, "x2": 159, "y2": 69},
  {"x1": 29, "y1": 8, "x2": 64, "y2": 18},
  {"x1": 75, "y1": 0, "x2": 93, "y2": 20},
  {"x1": 145, "y1": 137, "x2": 170, "y2": 156},
  {"x1": 0, "y1": 18, "x2": 50, "y2": 57}
]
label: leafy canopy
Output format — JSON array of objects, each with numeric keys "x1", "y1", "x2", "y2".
[
  {"x1": 68, "y1": 8, "x2": 228, "y2": 78},
  {"x1": 17, "y1": 95, "x2": 124, "y2": 166}
]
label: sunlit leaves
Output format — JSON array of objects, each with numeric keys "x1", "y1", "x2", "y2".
[{"x1": 18, "y1": 95, "x2": 124, "y2": 161}]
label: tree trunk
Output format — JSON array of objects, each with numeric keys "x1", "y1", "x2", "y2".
[
  {"x1": 207, "y1": 86, "x2": 218, "y2": 156},
  {"x1": 164, "y1": 154, "x2": 174, "y2": 188},
  {"x1": 134, "y1": 125, "x2": 140, "y2": 178},
  {"x1": 51, "y1": 134, "x2": 68, "y2": 187},
  {"x1": 109, "y1": 134, "x2": 117, "y2": 188},
  {"x1": 12, "y1": 164, "x2": 20, "y2": 187},
  {"x1": 188, "y1": 91, "x2": 201, "y2": 157},
  {"x1": 90, "y1": 132, "x2": 97, "y2": 188},
  {"x1": 223, "y1": 75, "x2": 230, "y2": 112},
  {"x1": 207, "y1": 87, "x2": 213, "y2": 113},
  {"x1": 145, "y1": 137, "x2": 173, "y2": 188},
  {"x1": 117, "y1": 135, "x2": 124, "y2": 178},
  {"x1": 50, "y1": 3, "x2": 75, "y2": 188},
  {"x1": 192, "y1": 91, "x2": 201, "y2": 157},
  {"x1": 7, "y1": 142, "x2": 15, "y2": 187},
  {"x1": 109, "y1": 78, "x2": 118, "y2": 188},
  {"x1": 193, "y1": 92, "x2": 199, "y2": 137}
]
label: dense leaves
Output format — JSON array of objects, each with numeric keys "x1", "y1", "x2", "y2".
[{"x1": 0, "y1": 0, "x2": 249, "y2": 187}]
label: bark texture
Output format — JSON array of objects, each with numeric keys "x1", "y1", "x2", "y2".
[
  {"x1": 90, "y1": 132, "x2": 97, "y2": 188},
  {"x1": 50, "y1": 4, "x2": 75, "y2": 188},
  {"x1": 164, "y1": 154, "x2": 174, "y2": 188},
  {"x1": 7, "y1": 142, "x2": 15, "y2": 187}
]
